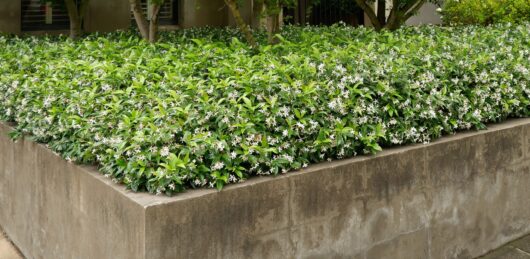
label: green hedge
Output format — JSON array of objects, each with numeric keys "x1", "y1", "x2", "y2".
[
  {"x1": 442, "y1": 0, "x2": 530, "y2": 25},
  {"x1": 1, "y1": 24, "x2": 529, "y2": 194}
]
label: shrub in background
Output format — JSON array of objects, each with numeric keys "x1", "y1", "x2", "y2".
[{"x1": 442, "y1": 0, "x2": 530, "y2": 25}]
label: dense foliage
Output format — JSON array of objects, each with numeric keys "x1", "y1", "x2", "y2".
[
  {"x1": 442, "y1": 0, "x2": 530, "y2": 25},
  {"x1": 0, "y1": 24, "x2": 529, "y2": 194}
]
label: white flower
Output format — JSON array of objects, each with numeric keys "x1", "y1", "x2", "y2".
[
  {"x1": 160, "y1": 146, "x2": 170, "y2": 157},
  {"x1": 214, "y1": 141, "x2": 225, "y2": 151},
  {"x1": 278, "y1": 106, "x2": 290, "y2": 117},
  {"x1": 472, "y1": 110, "x2": 482, "y2": 120},
  {"x1": 282, "y1": 154, "x2": 294, "y2": 163},
  {"x1": 211, "y1": 161, "x2": 225, "y2": 171},
  {"x1": 295, "y1": 122, "x2": 305, "y2": 130}
]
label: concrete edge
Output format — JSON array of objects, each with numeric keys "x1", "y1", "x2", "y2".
[
  {"x1": 1, "y1": 117, "x2": 529, "y2": 208},
  {"x1": 0, "y1": 226, "x2": 24, "y2": 259},
  {"x1": 477, "y1": 233, "x2": 530, "y2": 258},
  {"x1": 138, "y1": 117, "x2": 530, "y2": 207}
]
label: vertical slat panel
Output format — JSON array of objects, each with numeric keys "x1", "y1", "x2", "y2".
[
  {"x1": 130, "y1": 0, "x2": 178, "y2": 25},
  {"x1": 21, "y1": 0, "x2": 69, "y2": 31},
  {"x1": 284, "y1": 0, "x2": 365, "y2": 26}
]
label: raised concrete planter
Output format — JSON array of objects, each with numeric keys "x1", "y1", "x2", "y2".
[{"x1": 0, "y1": 119, "x2": 529, "y2": 259}]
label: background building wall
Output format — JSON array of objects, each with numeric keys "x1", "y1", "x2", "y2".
[
  {"x1": 179, "y1": 0, "x2": 228, "y2": 28},
  {"x1": 0, "y1": 0, "x2": 21, "y2": 34},
  {"x1": 406, "y1": 3, "x2": 442, "y2": 26},
  {"x1": 0, "y1": 0, "x2": 442, "y2": 35},
  {"x1": 85, "y1": 0, "x2": 131, "y2": 33}
]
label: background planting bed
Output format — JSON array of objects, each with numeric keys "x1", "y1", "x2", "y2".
[{"x1": 1, "y1": 118, "x2": 529, "y2": 259}]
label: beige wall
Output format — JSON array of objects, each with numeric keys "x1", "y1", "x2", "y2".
[
  {"x1": 85, "y1": 0, "x2": 131, "y2": 33},
  {"x1": 179, "y1": 0, "x2": 228, "y2": 28},
  {"x1": 0, "y1": 0, "x2": 21, "y2": 34}
]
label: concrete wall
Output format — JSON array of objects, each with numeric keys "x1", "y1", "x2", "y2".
[
  {"x1": 0, "y1": 118, "x2": 529, "y2": 259},
  {"x1": 0, "y1": 123, "x2": 146, "y2": 259},
  {"x1": 0, "y1": 0, "x2": 21, "y2": 34}
]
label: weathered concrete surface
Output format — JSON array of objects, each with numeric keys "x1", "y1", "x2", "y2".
[
  {"x1": 0, "y1": 123, "x2": 146, "y2": 259},
  {"x1": 0, "y1": 118, "x2": 529, "y2": 259},
  {"x1": 0, "y1": 0, "x2": 21, "y2": 34}
]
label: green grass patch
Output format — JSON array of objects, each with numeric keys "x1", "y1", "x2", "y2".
[{"x1": 0, "y1": 24, "x2": 529, "y2": 194}]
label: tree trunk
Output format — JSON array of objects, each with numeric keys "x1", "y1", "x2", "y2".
[
  {"x1": 251, "y1": 0, "x2": 264, "y2": 29},
  {"x1": 79, "y1": 0, "x2": 89, "y2": 23},
  {"x1": 64, "y1": 0, "x2": 80, "y2": 39},
  {"x1": 130, "y1": 0, "x2": 149, "y2": 40},
  {"x1": 266, "y1": 13, "x2": 280, "y2": 44},
  {"x1": 377, "y1": 0, "x2": 386, "y2": 26},
  {"x1": 149, "y1": 4, "x2": 161, "y2": 43},
  {"x1": 403, "y1": 0, "x2": 427, "y2": 21},
  {"x1": 64, "y1": 0, "x2": 90, "y2": 39},
  {"x1": 263, "y1": 0, "x2": 281, "y2": 45},
  {"x1": 225, "y1": 0, "x2": 257, "y2": 47},
  {"x1": 384, "y1": 19, "x2": 402, "y2": 30},
  {"x1": 354, "y1": 0, "x2": 383, "y2": 30},
  {"x1": 69, "y1": 16, "x2": 82, "y2": 39},
  {"x1": 386, "y1": 0, "x2": 399, "y2": 28}
]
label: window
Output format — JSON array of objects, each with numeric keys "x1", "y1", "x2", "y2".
[
  {"x1": 284, "y1": 0, "x2": 364, "y2": 26},
  {"x1": 21, "y1": 0, "x2": 70, "y2": 31}
]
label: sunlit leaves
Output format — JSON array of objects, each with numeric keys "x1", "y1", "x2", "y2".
[{"x1": 0, "y1": 23, "x2": 529, "y2": 195}]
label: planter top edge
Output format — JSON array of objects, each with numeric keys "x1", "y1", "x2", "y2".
[
  {"x1": 123, "y1": 117, "x2": 530, "y2": 207},
  {"x1": 1, "y1": 117, "x2": 529, "y2": 208}
]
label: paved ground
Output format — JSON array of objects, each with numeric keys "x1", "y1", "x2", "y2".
[
  {"x1": 0, "y1": 229, "x2": 23, "y2": 259},
  {"x1": 479, "y1": 235, "x2": 530, "y2": 259}
]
